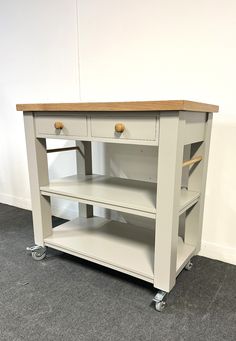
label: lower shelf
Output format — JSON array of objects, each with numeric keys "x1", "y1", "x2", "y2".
[{"x1": 44, "y1": 217, "x2": 195, "y2": 284}]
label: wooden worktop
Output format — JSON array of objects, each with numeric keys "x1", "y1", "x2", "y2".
[{"x1": 16, "y1": 100, "x2": 219, "y2": 113}]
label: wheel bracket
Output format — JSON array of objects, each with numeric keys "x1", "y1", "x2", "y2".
[
  {"x1": 26, "y1": 245, "x2": 46, "y2": 257},
  {"x1": 185, "y1": 259, "x2": 193, "y2": 271},
  {"x1": 153, "y1": 290, "x2": 168, "y2": 312},
  {"x1": 153, "y1": 290, "x2": 167, "y2": 303}
]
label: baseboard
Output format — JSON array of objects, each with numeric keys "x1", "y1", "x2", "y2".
[
  {"x1": 0, "y1": 193, "x2": 78, "y2": 220},
  {"x1": 51, "y1": 202, "x2": 78, "y2": 220},
  {"x1": 199, "y1": 240, "x2": 236, "y2": 266},
  {"x1": 0, "y1": 193, "x2": 31, "y2": 210}
]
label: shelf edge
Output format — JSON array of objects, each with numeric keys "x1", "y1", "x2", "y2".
[
  {"x1": 44, "y1": 240, "x2": 154, "y2": 283},
  {"x1": 41, "y1": 190, "x2": 156, "y2": 219}
]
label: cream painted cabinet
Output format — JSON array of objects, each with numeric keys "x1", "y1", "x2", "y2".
[{"x1": 17, "y1": 100, "x2": 218, "y2": 311}]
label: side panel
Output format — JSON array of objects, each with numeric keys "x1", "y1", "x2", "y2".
[
  {"x1": 184, "y1": 111, "x2": 206, "y2": 144},
  {"x1": 185, "y1": 113, "x2": 213, "y2": 253}
]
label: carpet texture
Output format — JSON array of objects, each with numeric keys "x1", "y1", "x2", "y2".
[{"x1": 0, "y1": 203, "x2": 235, "y2": 341}]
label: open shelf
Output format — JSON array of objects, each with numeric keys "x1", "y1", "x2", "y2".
[
  {"x1": 41, "y1": 175, "x2": 156, "y2": 218},
  {"x1": 44, "y1": 217, "x2": 195, "y2": 283},
  {"x1": 41, "y1": 175, "x2": 200, "y2": 218}
]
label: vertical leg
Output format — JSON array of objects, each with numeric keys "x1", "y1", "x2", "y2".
[
  {"x1": 154, "y1": 112, "x2": 185, "y2": 292},
  {"x1": 24, "y1": 112, "x2": 52, "y2": 246},
  {"x1": 76, "y1": 141, "x2": 93, "y2": 217},
  {"x1": 185, "y1": 113, "x2": 213, "y2": 253}
]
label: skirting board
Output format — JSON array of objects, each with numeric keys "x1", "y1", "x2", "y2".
[
  {"x1": 1, "y1": 194, "x2": 235, "y2": 266},
  {"x1": 199, "y1": 241, "x2": 236, "y2": 266},
  {"x1": 50, "y1": 201, "x2": 78, "y2": 221},
  {"x1": 0, "y1": 193, "x2": 31, "y2": 211}
]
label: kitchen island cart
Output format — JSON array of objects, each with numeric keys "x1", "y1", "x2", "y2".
[{"x1": 17, "y1": 100, "x2": 219, "y2": 311}]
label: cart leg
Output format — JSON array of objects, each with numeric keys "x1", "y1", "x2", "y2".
[
  {"x1": 154, "y1": 112, "x2": 185, "y2": 292},
  {"x1": 76, "y1": 141, "x2": 93, "y2": 218},
  {"x1": 24, "y1": 112, "x2": 52, "y2": 246}
]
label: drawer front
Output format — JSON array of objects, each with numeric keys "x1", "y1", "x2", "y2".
[
  {"x1": 35, "y1": 114, "x2": 87, "y2": 137},
  {"x1": 91, "y1": 115, "x2": 157, "y2": 141}
]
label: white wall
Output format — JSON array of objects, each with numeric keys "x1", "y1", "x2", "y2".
[
  {"x1": 0, "y1": 0, "x2": 235, "y2": 265},
  {"x1": 0, "y1": 0, "x2": 80, "y2": 217},
  {"x1": 77, "y1": 0, "x2": 236, "y2": 265}
]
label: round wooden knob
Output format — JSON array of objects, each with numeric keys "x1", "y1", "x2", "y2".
[
  {"x1": 54, "y1": 121, "x2": 64, "y2": 129},
  {"x1": 115, "y1": 123, "x2": 125, "y2": 133}
]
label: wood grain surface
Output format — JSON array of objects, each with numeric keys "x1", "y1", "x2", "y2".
[{"x1": 16, "y1": 100, "x2": 219, "y2": 113}]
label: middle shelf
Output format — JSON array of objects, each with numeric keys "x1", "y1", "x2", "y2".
[{"x1": 40, "y1": 175, "x2": 200, "y2": 219}]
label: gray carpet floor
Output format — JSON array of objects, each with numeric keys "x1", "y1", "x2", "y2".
[{"x1": 0, "y1": 203, "x2": 235, "y2": 341}]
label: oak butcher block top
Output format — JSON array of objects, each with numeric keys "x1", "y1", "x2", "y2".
[{"x1": 16, "y1": 100, "x2": 219, "y2": 113}]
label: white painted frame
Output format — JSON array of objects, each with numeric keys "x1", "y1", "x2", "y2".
[{"x1": 23, "y1": 109, "x2": 213, "y2": 294}]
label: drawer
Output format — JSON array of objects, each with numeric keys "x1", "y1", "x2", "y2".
[
  {"x1": 35, "y1": 114, "x2": 87, "y2": 138},
  {"x1": 91, "y1": 115, "x2": 157, "y2": 141}
]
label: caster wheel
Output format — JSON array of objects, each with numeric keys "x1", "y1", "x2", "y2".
[
  {"x1": 155, "y1": 301, "x2": 166, "y2": 312},
  {"x1": 185, "y1": 260, "x2": 193, "y2": 271},
  {"x1": 32, "y1": 251, "x2": 46, "y2": 261}
]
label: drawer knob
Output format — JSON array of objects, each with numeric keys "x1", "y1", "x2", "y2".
[
  {"x1": 115, "y1": 123, "x2": 125, "y2": 133},
  {"x1": 54, "y1": 121, "x2": 64, "y2": 129}
]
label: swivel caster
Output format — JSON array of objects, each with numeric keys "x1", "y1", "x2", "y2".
[
  {"x1": 185, "y1": 260, "x2": 193, "y2": 271},
  {"x1": 153, "y1": 290, "x2": 168, "y2": 312},
  {"x1": 155, "y1": 301, "x2": 166, "y2": 312},
  {"x1": 26, "y1": 245, "x2": 46, "y2": 261}
]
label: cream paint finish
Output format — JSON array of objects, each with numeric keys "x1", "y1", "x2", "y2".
[
  {"x1": 77, "y1": 0, "x2": 236, "y2": 265},
  {"x1": 35, "y1": 114, "x2": 88, "y2": 138},
  {"x1": 91, "y1": 115, "x2": 157, "y2": 141},
  {"x1": 44, "y1": 216, "x2": 195, "y2": 282},
  {"x1": 24, "y1": 107, "x2": 209, "y2": 291},
  {"x1": 39, "y1": 174, "x2": 200, "y2": 218}
]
